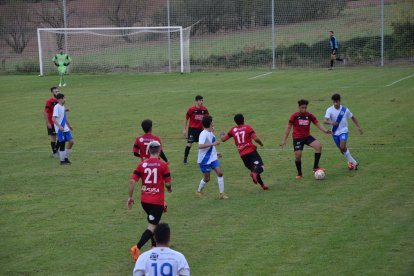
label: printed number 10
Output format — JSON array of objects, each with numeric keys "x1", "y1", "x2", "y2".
[{"x1": 151, "y1": 262, "x2": 173, "y2": 276}]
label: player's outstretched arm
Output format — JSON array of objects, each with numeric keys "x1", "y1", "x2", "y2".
[
  {"x1": 351, "y1": 116, "x2": 363, "y2": 134},
  {"x1": 316, "y1": 123, "x2": 331, "y2": 134},
  {"x1": 253, "y1": 136, "x2": 263, "y2": 147},
  {"x1": 165, "y1": 182, "x2": 172, "y2": 193}
]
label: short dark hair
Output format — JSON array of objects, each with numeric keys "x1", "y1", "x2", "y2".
[
  {"x1": 195, "y1": 95, "x2": 203, "y2": 101},
  {"x1": 330, "y1": 31, "x2": 334, "y2": 34},
  {"x1": 234, "y1": 113, "x2": 244, "y2": 125},
  {"x1": 331, "y1": 93, "x2": 341, "y2": 101},
  {"x1": 149, "y1": 143, "x2": 161, "y2": 155},
  {"x1": 297, "y1": 99, "x2": 309, "y2": 106},
  {"x1": 56, "y1": 93, "x2": 65, "y2": 99},
  {"x1": 141, "y1": 119, "x2": 152, "y2": 133},
  {"x1": 202, "y1": 115, "x2": 212, "y2": 128},
  {"x1": 154, "y1": 223, "x2": 170, "y2": 245},
  {"x1": 50, "y1": 86, "x2": 58, "y2": 92}
]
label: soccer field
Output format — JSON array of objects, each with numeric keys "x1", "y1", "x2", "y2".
[{"x1": 1, "y1": 67, "x2": 413, "y2": 275}]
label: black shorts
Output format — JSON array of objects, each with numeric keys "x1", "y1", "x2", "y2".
[
  {"x1": 47, "y1": 126, "x2": 56, "y2": 136},
  {"x1": 187, "y1": 127, "x2": 202, "y2": 143},
  {"x1": 293, "y1": 136, "x2": 316, "y2": 151},
  {"x1": 241, "y1": 150, "x2": 263, "y2": 171},
  {"x1": 141, "y1": 202, "x2": 164, "y2": 225}
]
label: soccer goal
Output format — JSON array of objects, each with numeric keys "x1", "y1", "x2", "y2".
[{"x1": 37, "y1": 26, "x2": 191, "y2": 75}]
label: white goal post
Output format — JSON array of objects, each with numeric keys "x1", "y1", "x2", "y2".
[{"x1": 37, "y1": 26, "x2": 191, "y2": 76}]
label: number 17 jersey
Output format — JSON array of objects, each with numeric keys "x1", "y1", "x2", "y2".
[{"x1": 225, "y1": 124, "x2": 257, "y2": 157}]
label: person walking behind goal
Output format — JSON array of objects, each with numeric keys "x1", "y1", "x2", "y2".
[
  {"x1": 128, "y1": 141, "x2": 172, "y2": 261},
  {"x1": 52, "y1": 93, "x2": 74, "y2": 165},
  {"x1": 197, "y1": 115, "x2": 228, "y2": 199},
  {"x1": 183, "y1": 95, "x2": 209, "y2": 165},
  {"x1": 324, "y1": 93, "x2": 363, "y2": 170},
  {"x1": 280, "y1": 99, "x2": 331, "y2": 179},
  {"x1": 221, "y1": 113, "x2": 268, "y2": 190},
  {"x1": 329, "y1": 31, "x2": 345, "y2": 70},
  {"x1": 133, "y1": 223, "x2": 190, "y2": 276}
]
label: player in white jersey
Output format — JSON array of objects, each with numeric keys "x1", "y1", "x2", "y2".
[
  {"x1": 324, "y1": 93, "x2": 363, "y2": 170},
  {"x1": 133, "y1": 223, "x2": 190, "y2": 276},
  {"x1": 196, "y1": 115, "x2": 228, "y2": 199},
  {"x1": 52, "y1": 93, "x2": 74, "y2": 165}
]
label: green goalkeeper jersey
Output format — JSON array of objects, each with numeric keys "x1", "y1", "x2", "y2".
[{"x1": 53, "y1": 53, "x2": 72, "y2": 67}]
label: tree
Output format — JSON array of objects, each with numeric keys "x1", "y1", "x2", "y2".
[
  {"x1": 37, "y1": 0, "x2": 74, "y2": 49},
  {"x1": 0, "y1": 2, "x2": 34, "y2": 54},
  {"x1": 102, "y1": 0, "x2": 149, "y2": 42}
]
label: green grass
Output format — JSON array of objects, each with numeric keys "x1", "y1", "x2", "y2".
[{"x1": 1, "y1": 66, "x2": 414, "y2": 275}]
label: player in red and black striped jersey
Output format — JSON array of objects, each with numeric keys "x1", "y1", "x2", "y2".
[
  {"x1": 221, "y1": 114, "x2": 268, "y2": 190},
  {"x1": 127, "y1": 141, "x2": 172, "y2": 261},
  {"x1": 43, "y1": 87, "x2": 60, "y2": 156},
  {"x1": 133, "y1": 119, "x2": 168, "y2": 163},
  {"x1": 182, "y1": 95, "x2": 209, "y2": 164},
  {"x1": 280, "y1": 99, "x2": 331, "y2": 179}
]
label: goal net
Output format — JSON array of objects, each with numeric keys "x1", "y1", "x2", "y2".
[{"x1": 37, "y1": 27, "x2": 191, "y2": 75}]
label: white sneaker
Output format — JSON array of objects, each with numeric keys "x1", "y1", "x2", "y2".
[{"x1": 63, "y1": 83, "x2": 67, "y2": 87}]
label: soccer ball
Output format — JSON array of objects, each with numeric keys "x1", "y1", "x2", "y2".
[{"x1": 314, "y1": 169, "x2": 325, "y2": 180}]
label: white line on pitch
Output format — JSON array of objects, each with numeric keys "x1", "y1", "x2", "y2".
[
  {"x1": 385, "y1": 73, "x2": 414, "y2": 87},
  {"x1": 248, "y1": 72, "x2": 272, "y2": 80}
]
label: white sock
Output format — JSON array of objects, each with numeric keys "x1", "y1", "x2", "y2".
[
  {"x1": 344, "y1": 149, "x2": 357, "y2": 164},
  {"x1": 217, "y1": 176, "x2": 224, "y2": 193},
  {"x1": 198, "y1": 179, "x2": 206, "y2": 192},
  {"x1": 66, "y1": 148, "x2": 72, "y2": 158},
  {"x1": 59, "y1": 150, "x2": 66, "y2": 161}
]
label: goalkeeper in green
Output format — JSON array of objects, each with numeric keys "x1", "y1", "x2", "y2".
[{"x1": 53, "y1": 48, "x2": 72, "y2": 87}]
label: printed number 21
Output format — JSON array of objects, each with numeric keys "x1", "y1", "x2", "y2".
[
  {"x1": 151, "y1": 262, "x2": 173, "y2": 276},
  {"x1": 144, "y1": 168, "x2": 158, "y2": 184}
]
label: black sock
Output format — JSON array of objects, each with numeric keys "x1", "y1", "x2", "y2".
[
  {"x1": 137, "y1": 229, "x2": 153, "y2": 249},
  {"x1": 336, "y1": 58, "x2": 343, "y2": 61},
  {"x1": 330, "y1": 60, "x2": 334, "y2": 67},
  {"x1": 184, "y1": 146, "x2": 191, "y2": 160},
  {"x1": 151, "y1": 236, "x2": 156, "y2": 247},
  {"x1": 257, "y1": 174, "x2": 264, "y2": 185},
  {"x1": 295, "y1": 161, "x2": 302, "y2": 175},
  {"x1": 314, "y1": 153, "x2": 321, "y2": 169},
  {"x1": 51, "y1": 142, "x2": 57, "y2": 153}
]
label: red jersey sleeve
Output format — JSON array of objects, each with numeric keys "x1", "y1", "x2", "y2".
[
  {"x1": 288, "y1": 114, "x2": 295, "y2": 126},
  {"x1": 162, "y1": 163, "x2": 171, "y2": 183},
  {"x1": 133, "y1": 137, "x2": 140, "y2": 156},
  {"x1": 247, "y1": 125, "x2": 257, "y2": 139},
  {"x1": 185, "y1": 107, "x2": 192, "y2": 120},
  {"x1": 310, "y1": 113, "x2": 319, "y2": 125},
  {"x1": 131, "y1": 165, "x2": 141, "y2": 182}
]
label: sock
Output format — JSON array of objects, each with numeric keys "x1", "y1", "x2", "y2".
[
  {"x1": 184, "y1": 146, "x2": 191, "y2": 160},
  {"x1": 66, "y1": 148, "x2": 72, "y2": 158},
  {"x1": 257, "y1": 174, "x2": 264, "y2": 185},
  {"x1": 198, "y1": 179, "x2": 206, "y2": 192},
  {"x1": 336, "y1": 58, "x2": 343, "y2": 61},
  {"x1": 344, "y1": 149, "x2": 357, "y2": 164},
  {"x1": 314, "y1": 153, "x2": 321, "y2": 169},
  {"x1": 217, "y1": 176, "x2": 224, "y2": 193},
  {"x1": 295, "y1": 161, "x2": 302, "y2": 176},
  {"x1": 137, "y1": 229, "x2": 153, "y2": 249},
  {"x1": 51, "y1": 142, "x2": 57, "y2": 153},
  {"x1": 330, "y1": 60, "x2": 334, "y2": 67},
  {"x1": 59, "y1": 150, "x2": 66, "y2": 162}
]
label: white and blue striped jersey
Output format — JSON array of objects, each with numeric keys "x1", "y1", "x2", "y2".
[
  {"x1": 197, "y1": 129, "x2": 218, "y2": 165},
  {"x1": 325, "y1": 105, "x2": 353, "y2": 135},
  {"x1": 52, "y1": 104, "x2": 70, "y2": 132}
]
